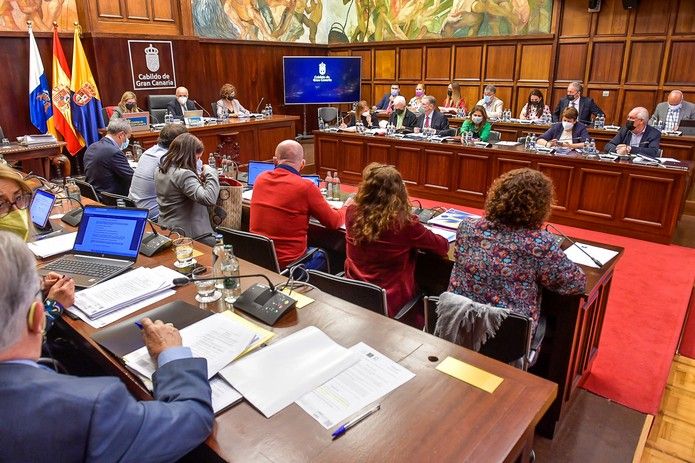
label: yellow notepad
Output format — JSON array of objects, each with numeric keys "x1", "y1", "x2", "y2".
[
  {"x1": 221, "y1": 310, "x2": 275, "y2": 358},
  {"x1": 281, "y1": 288, "x2": 314, "y2": 309},
  {"x1": 436, "y1": 356, "x2": 503, "y2": 393}
]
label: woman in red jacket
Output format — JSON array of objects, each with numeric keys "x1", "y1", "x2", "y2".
[{"x1": 344, "y1": 163, "x2": 449, "y2": 326}]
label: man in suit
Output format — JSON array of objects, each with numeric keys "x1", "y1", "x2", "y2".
[
  {"x1": 651, "y1": 90, "x2": 695, "y2": 132},
  {"x1": 83, "y1": 118, "x2": 134, "y2": 196},
  {"x1": 0, "y1": 231, "x2": 214, "y2": 462},
  {"x1": 166, "y1": 86, "x2": 197, "y2": 119},
  {"x1": 474, "y1": 85, "x2": 504, "y2": 120},
  {"x1": 605, "y1": 107, "x2": 661, "y2": 157},
  {"x1": 415, "y1": 96, "x2": 450, "y2": 134},
  {"x1": 553, "y1": 81, "x2": 603, "y2": 126},
  {"x1": 375, "y1": 83, "x2": 400, "y2": 111},
  {"x1": 388, "y1": 96, "x2": 417, "y2": 130}
]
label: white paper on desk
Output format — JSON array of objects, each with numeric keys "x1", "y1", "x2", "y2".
[
  {"x1": 564, "y1": 242, "x2": 619, "y2": 268},
  {"x1": 66, "y1": 289, "x2": 175, "y2": 329},
  {"x1": 27, "y1": 232, "x2": 76, "y2": 258},
  {"x1": 425, "y1": 225, "x2": 457, "y2": 243},
  {"x1": 242, "y1": 189, "x2": 253, "y2": 201},
  {"x1": 211, "y1": 375, "x2": 243, "y2": 415},
  {"x1": 495, "y1": 141, "x2": 521, "y2": 146},
  {"x1": 296, "y1": 342, "x2": 415, "y2": 429},
  {"x1": 124, "y1": 312, "x2": 258, "y2": 380},
  {"x1": 658, "y1": 157, "x2": 680, "y2": 163},
  {"x1": 219, "y1": 326, "x2": 360, "y2": 418}
]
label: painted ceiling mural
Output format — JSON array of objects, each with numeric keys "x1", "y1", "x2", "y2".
[
  {"x1": 192, "y1": 0, "x2": 553, "y2": 43},
  {"x1": 0, "y1": 0, "x2": 78, "y2": 32}
]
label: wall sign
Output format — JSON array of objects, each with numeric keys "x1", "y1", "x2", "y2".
[{"x1": 128, "y1": 40, "x2": 177, "y2": 91}]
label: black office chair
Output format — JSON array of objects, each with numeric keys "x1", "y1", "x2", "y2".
[
  {"x1": 100, "y1": 192, "x2": 136, "y2": 208},
  {"x1": 73, "y1": 179, "x2": 99, "y2": 202},
  {"x1": 307, "y1": 269, "x2": 388, "y2": 316},
  {"x1": 488, "y1": 130, "x2": 501, "y2": 143},
  {"x1": 318, "y1": 107, "x2": 338, "y2": 126},
  {"x1": 147, "y1": 94, "x2": 175, "y2": 124}
]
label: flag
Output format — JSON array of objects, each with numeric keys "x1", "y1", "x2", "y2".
[
  {"x1": 52, "y1": 27, "x2": 83, "y2": 155},
  {"x1": 28, "y1": 26, "x2": 54, "y2": 134},
  {"x1": 70, "y1": 26, "x2": 104, "y2": 146}
]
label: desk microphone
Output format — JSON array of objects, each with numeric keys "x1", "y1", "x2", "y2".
[
  {"x1": 191, "y1": 100, "x2": 212, "y2": 117},
  {"x1": 140, "y1": 220, "x2": 172, "y2": 257},
  {"x1": 255, "y1": 97, "x2": 265, "y2": 114},
  {"x1": 545, "y1": 223, "x2": 603, "y2": 268},
  {"x1": 59, "y1": 196, "x2": 85, "y2": 227}
]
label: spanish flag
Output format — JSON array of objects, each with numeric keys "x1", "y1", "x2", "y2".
[
  {"x1": 52, "y1": 27, "x2": 83, "y2": 155},
  {"x1": 70, "y1": 25, "x2": 104, "y2": 147}
]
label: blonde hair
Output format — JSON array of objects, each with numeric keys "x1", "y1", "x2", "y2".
[
  {"x1": 0, "y1": 165, "x2": 32, "y2": 195},
  {"x1": 117, "y1": 91, "x2": 139, "y2": 113}
]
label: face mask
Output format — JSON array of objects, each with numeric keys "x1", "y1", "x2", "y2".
[
  {"x1": 483, "y1": 95, "x2": 491, "y2": 104},
  {"x1": 125, "y1": 102, "x2": 136, "y2": 111},
  {"x1": 1, "y1": 208, "x2": 30, "y2": 241},
  {"x1": 562, "y1": 121, "x2": 574, "y2": 130},
  {"x1": 566, "y1": 94, "x2": 575, "y2": 101},
  {"x1": 472, "y1": 115, "x2": 483, "y2": 124},
  {"x1": 415, "y1": 89, "x2": 424, "y2": 97},
  {"x1": 530, "y1": 100, "x2": 540, "y2": 105},
  {"x1": 177, "y1": 96, "x2": 188, "y2": 105},
  {"x1": 362, "y1": 111, "x2": 370, "y2": 117},
  {"x1": 391, "y1": 90, "x2": 399, "y2": 97},
  {"x1": 447, "y1": 90, "x2": 453, "y2": 97},
  {"x1": 120, "y1": 137, "x2": 130, "y2": 151},
  {"x1": 226, "y1": 95, "x2": 235, "y2": 101},
  {"x1": 669, "y1": 103, "x2": 681, "y2": 111},
  {"x1": 196, "y1": 158, "x2": 203, "y2": 174},
  {"x1": 626, "y1": 120, "x2": 635, "y2": 131}
]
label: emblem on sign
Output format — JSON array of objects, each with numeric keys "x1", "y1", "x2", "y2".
[
  {"x1": 73, "y1": 82, "x2": 96, "y2": 106},
  {"x1": 145, "y1": 43, "x2": 160, "y2": 72},
  {"x1": 319, "y1": 62, "x2": 326, "y2": 76}
]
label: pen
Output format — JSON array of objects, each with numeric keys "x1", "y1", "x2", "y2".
[
  {"x1": 134, "y1": 321, "x2": 143, "y2": 330},
  {"x1": 331, "y1": 404, "x2": 381, "y2": 440}
]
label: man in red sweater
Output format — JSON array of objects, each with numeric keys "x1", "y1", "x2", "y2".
[{"x1": 250, "y1": 140, "x2": 343, "y2": 270}]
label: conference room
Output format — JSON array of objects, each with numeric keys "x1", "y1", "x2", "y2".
[{"x1": 1, "y1": 0, "x2": 694, "y2": 462}]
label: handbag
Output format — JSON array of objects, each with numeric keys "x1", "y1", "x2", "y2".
[{"x1": 210, "y1": 177, "x2": 242, "y2": 230}]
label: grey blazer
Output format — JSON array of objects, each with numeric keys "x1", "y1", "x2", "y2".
[
  {"x1": 155, "y1": 165, "x2": 220, "y2": 239},
  {"x1": 651, "y1": 100, "x2": 695, "y2": 124}
]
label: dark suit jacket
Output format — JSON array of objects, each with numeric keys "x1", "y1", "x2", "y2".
[
  {"x1": 416, "y1": 111, "x2": 450, "y2": 132},
  {"x1": 0, "y1": 357, "x2": 213, "y2": 462},
  {"x1": 376, "y1": 93, "x2": 396, "y2": 110},
  {"x1": 539, "y1": 122, "x2": 590, "y2": 143},
  {"x1": 84, "y1": 137, "x2": 135, "y2": 196},
  {"x1": 604, "y1": 124, "x2": 662, "y2": 157},
  {"x1": 553, "y1": 96, "x2": 603, "y2": 125},
  {"x1": 388, "y1": 109, "x2": 418, "y2": 129},
  {"x1": 166, "y1": 99, "x2": 197, "y2": 118}
]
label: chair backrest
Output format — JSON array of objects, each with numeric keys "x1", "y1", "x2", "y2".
[
  {"x1": 307, "y1": 270, "x2": 388, "y2": 316},
  {"x1": 217, "y1": 227, "x2": 281, "y2": 273},
  {"x1": 73, "y1": 179, "x2": 99, "y2": 201},
  {"x1": 517, "y1": 136, "x2": 527, "y2": 143},
  {"x1": 318, "y1": 107, "x2": 338, "y2": 124},
  {"x1": 488, "y1": 130, "x2": 501, "y2": 143},
  {"x1": 148, "y1": 94, "x2": 175, "y2": 124},
  {"x1": 100, "y1": 191, "x2": 136, "y2": 208},
  {"x1": 105, "y1": 106, "x2": 117, "y2": 119},
  {"x1": 101, "y1": 108, "x2": 109, "y2": 124}
]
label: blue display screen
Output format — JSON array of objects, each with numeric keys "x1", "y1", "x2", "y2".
[
  {"x1": 283, "y1": 56, "x2": 361, "y2": 105},
  {"x1": 73, "y1": 206, "x2": 148, "y2": 259}
]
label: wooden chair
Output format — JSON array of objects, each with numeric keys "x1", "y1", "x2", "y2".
[{"x1": 307, "y1": 269, "x2": 388, "y2": 316}]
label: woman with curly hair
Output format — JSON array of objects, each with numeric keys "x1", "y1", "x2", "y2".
[
  {"x1": 345, "y1": 163, "x2": 448, "y2": 323},
  {"x1": 448, "y1": 168, "x2": 585, "y2": 333}
]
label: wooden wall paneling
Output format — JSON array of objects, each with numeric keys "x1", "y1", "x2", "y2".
[
  {"x1": 586, "y1": 88, "x2": 618, "y2": 123},
  {"x1": 666, "y1": 41, "x2": 695, "y2": 85},
  {"x1": 96, "y1": 0, "x2": 123, "y2": 19},
  {"x1": 621, "y1": 90, "x2": 658, "y2": 123},
  {"x1": 621, "y1": 175, "x2": 675, "y2": 227},
  {"x1": 399, "y1": 48, "x2": 423, "y2": 80},
  {"x1": 454, "y1": 153, "x2": 489, "y2": 200},
  {"x1": 393, "y1": 146, "x2": 422, "y2": 185},
  {"x1": 366, "y1": 142, "x2": 390, "y2": 166},
  {"x1": 589, "y1": 42, "x2": 625, "y2": 84},
  {"x1": 674, "y1": 0, "x2": 695, "y2": 34},
  {"x1": 595, "y1": 0, "x2": 630, "y2": 36},
  {"x1": 493, "y1": 86, "x2": 514, "y2": 113},
  {"x1": 626, "y1": 41, "x2": 665, "y2": 85},
  {"x1": 453, "y1": 45, "x2": 482, "y2": 81},
  {"x1": 425, "y1": 46, "x2": 452, "y2": 81},
  {"x1": 124, "y1": 0, "x2": 149, "y2": 20},
  {"x1": 373, "y1": 84, "x2": 391, "y2": 105},
  {"x1": 518, "y1": 44, "x2": 553, "y2": 82},
  {"x1": 428, "y1": 85, "x2": 451, "y2": 106},
  {"x1": 328, "y1": 50, "x2": 350, "y2": 56},
  {"x1": 574, "y1": 169, "x2": 621, "y2": 219},
  {"x1": 352, "y1": 49, "x2": 372, "y2": 80},
  {"x1": 560, "y1": 0, "x2": 592, "y2": 37},
  {"x1": 423, "y1": 149, "x2": 453, "y2": 190},
  {"x1": 461, "y1": 85, "x2": 482, "y2": 112},
  {"x1": 361, "y1": 84, "x2": 371, "y2": 103},
  {"x1": 633, "y1": 0, "x2": 674, "y2": 35},
  {"x1": 537, "y1": 163, "x2": 574, "y2": 211},
  {"x1": 551, "y1": 86, "x2": 568, "y2": 113},
  {"x1": 555, "y1": 43, "x2": 588, "y2": 82},
  {"x1": 374, "y1": 49, "x2": 396, "y2": 81},
  {"x1": 485, "y1": 44, "x2": 516, "y2": 81},
  {"x1": 339, "y1": 140, "x2": 366, "y2": 178},
  {"x1": 152, "y1": 0, "x2": 176, "y2": 23}
]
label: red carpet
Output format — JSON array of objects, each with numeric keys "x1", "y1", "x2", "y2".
[{"x1": 341, "y1": 184, "x2": 695, "y2": 413}]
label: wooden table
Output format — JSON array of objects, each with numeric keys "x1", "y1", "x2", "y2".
[
  {"x1": 314, "y1": 130, "x2": 691, "y2": 243},
  {"x1": 51, "y1": 222, "x2": 556, "y2": 462},
  {"x1": 0, "y1": 142, "x2": 66, "y2": 178}
]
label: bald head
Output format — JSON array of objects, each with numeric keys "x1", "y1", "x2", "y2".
[
  {"x1": 275, "y1": 140, "x2": 305, "y2": 170},
  {"x1": 668, "y1": 90, "x2": 684, "y2": 106},
  {"x1": 176, "y1": 87, "x2": 189, "y2": 98}
]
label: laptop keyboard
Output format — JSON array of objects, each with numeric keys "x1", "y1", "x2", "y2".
[{"x1": 43, "y1": 259, "x2": 124, "y2": 278}]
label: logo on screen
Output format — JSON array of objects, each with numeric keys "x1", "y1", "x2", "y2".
[{"x1": 313, "y1": 62, "x2": 332, "y2": 83}]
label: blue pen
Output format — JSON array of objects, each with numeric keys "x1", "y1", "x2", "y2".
[
  {"x1": 331, "y1": 404, "x2": 381, "y2": 440},
  {"x1": 134, "y1": 321, "x2": 144, "y2": 330}
]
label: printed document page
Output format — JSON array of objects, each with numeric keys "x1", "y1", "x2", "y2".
[
  {"x1": 564, "y1": 242, "x2": 619, "y2": 268},
  {"x1": 28, "y1": 232, "x2": 76, "y2": 258}
]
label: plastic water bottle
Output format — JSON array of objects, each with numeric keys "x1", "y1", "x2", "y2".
[
  {"x1": 325, "y1": 171, "x2": 333, "y2": 199},
  {"x1": 220, "y1": 245, "x2": 240, "y2": 304},
  {"x1": 529, "y1": 133, "x2": 537, "y2": 151},
  {"x1": 208, "y1": 154, "x2": 216, "y2": 170},
  {"x1": 164, "y1": 110, "x2": 173, "y2": 124},
  {"x1": 584, "y1": 138, "x2": 590, "y2": 153},
  {"x1": 589, "y1": 139, "x2": 596, "y2": 154},
  {"x1": 319, "y1": 118, "x2": 325, "y2": 130},
  {"x1": 333, "y1": 171, "x2": 341, "y2": 200},
  {"x1": 212, "y1": 233, "x2": 224, "y2": 270},
  {"x1": 65, "y1": 177, "x2": 81, "y2": 201},
  {"x1": 524, "y1": 134, "x2": 531, "y2": 150},
  {"x1": 133, "y1": 141, "x2": 143, "y2": 161}
]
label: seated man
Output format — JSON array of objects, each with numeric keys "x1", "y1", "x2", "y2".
[
  {"x1": 605, "y1": 107, "x2": 661, "y2": 157},
  {"x1": 553, "y1": 81, "x2": 602, "y2": 125},
  {"x1": 388, "y1": 96, "x2": 418, "y2": 130},
  {"x1": 0, "y1": 231, "x2": 214, "y2": 461},
  {"x1": 250, "y1": 140, "x2": 342, "y2": 270},
  {"x1": 475, "y1": 85, "x2": 504, "y2": 120},
  {"x1": 166, "y1": 86, "x2": 197, "y2": 120},
  {"x1": 129, "y1": 124, "x2": 188, "y2": 218},
  {"x1": 651, "y1": 90, "x2": 695, "y2": 131},
  {"x1": 84, "y1": 119, "x2": 134, "y2": 197},
  {"x1": 415, "y1": 96, "x2": 450, "y2": 133},
  {"x1": 375, "y1": 83, "x2": 400, "y2": 111}
]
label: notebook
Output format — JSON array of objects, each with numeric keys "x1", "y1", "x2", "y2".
[{"x1": 37, "y1": 205, "x2": 148, "y2": 288}]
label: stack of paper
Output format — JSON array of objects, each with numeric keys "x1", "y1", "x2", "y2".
[
  {"x1": 563, "y1": 242, "x2": 619, "y2": 268},
  {"x1": 428, "y1": 208, "x2": 480, "y2": 230},
  {"x1": 28, "y1": 232, "x2": 76, "y2": 258}
]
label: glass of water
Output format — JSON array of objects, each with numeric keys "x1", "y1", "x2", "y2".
[
  {"x1": 192, "y1": 266, "x2": 221, "y2": 308},
  {"x1": 173, "y1": 237, "x2": 195, "y2": 268}
]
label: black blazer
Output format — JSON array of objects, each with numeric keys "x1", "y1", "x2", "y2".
[
  {"x1": 415, "y1": 111, "x2": 450, "y2": 132},
  {"x1": 388, "y1": 109, "x2": 418, "y2": 130},
  {"x1": 347, "y1": 112, "x2": 377, "y2": 128},
  {"x1": 553, "y1": 96, "x2": 603, "y2": 125},
  {"x1": 83, "y1": 137, "x2": 134, "y2": 196},
  {"x1": 604, "y1": 124, "x2": 662, "y2": 157},
  {"x1": 166, "y1": 99, "x2": 197, "y2": 118}
]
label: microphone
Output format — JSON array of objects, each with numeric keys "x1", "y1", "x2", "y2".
[
  {"x1": 191, "y1": 100, "x2": 211, "y2": 117},
  {"x1": 255, "y1": 97, "x2": 265, "y2": 113},
  {"x1": 545, "y1": 223, "x2": 603, "y2": 268},
  {"x1": 59, "y1": 196, "x2": 85, "y2": 227},
  {"x1": 140, "y1": 219, "x2": 172, "y2": 257},
  {"x1": 173, "y1": 273, "x2": 276, "y2": 291}
]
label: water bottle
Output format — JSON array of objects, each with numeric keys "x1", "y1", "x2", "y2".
[
  {"x1": 65, "y1": 177, "x2": 81, "y2": 201},
  {"x1": 599, "y1": 114, "x2": 605, "y2": 129},
  {"x1": 208, "y1": 154, "x2": 216, "y2": 170},
  {"x1": 524, "y1": 134, "x2": 531, "y2": 150},
  {"x1": 465, "y1": 131, "x2": 473, "y2": 145},
  {"x1": 220, "y1": 245, "x2": 241, "y2": 304},
  {"x1": 212, "y1": 234, "x2": 224, "y2": 270},
  {"x1": 529, "y1": 133, "x2": 537, "y2": 151},
  {"x1": 268, "y1": 104, "x2": 273, "y2": 116},
  {"x1": 319, "y1": 118, "x2": 325, "y2": 131},
  {"x1": 133, "y1": 141, "x2": 143, "y2": 161},
  {"x1": 589, "y1": 139, "x2": 596, "y2": 154},
  {"x1": 583, "y1": 138, "x2": 590, "y2": 154},
  {"x1": 325, "y1": 171, "x2": 333, "y2": 199},
  {"x1": 333, "y1": 171, "x2": 341, "y2": 200},
  {"x1": 164, "y1": 110, "x2": 173, "y2": 124}
]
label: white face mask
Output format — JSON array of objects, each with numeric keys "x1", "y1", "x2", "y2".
[
  {"x1": 669, "y1": 103, "x2": 682, "y2": 111},
  {"x1": 562, "y1": 121, "x2": 574, "y2": 130},
  {"x1": 177, "y1": 96, "x2": 188, "y2": 105},
  {"x1": 471, "y1": 115, "x2": 483, "y2": 124}
]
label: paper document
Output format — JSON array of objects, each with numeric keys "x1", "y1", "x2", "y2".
[
  {"x1": 563, "y1": 242, "x2": 619, "y2": 268},
  {"x1": 220, "y1": 326, "x2": 360, "y2": 418},
  {"x1": 28, "y1": 232, "x2": 76, "y2": 258},
  {"x1": 436, "y1": 356, "x2": 503, "y2": 393},
  {"x1": 425, "y1": 225, "x2": 457, "y2": 243},
  {"x1": 427, "y1": 209, "x2": 480, "y2": 230},
  {"x1": 280, "y1": 288, "x2": 314, "y2": 309},
  {"x1": 220, "y1": 310, "x2": 275, "y2": 358},
  {"x1": 242, "y1": 189, "x2": 253, "y2": 201},
  {"x1": 495, "y1": 141, "x2": 521, "y2": 146},
  {"x1": 67, "y1": 289, "x2": 175, "y2": 329},
  {"x1": 296, "y1": 342, "x2": 415, "y2": 429},
  {"x1": 210, "y1": 375, "x2": 243, "y2": 415},
  {"x1": 124, "y1": 312, "x2": 258, "y2": 380}
]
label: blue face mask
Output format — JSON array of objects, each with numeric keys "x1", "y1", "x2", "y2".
[
  {"x1": 483, "y1": 95, "x2": 492, "y2": 104},
  {"x1": 391, "y1": 90, "x2": 399, "y2": 97},
  {"x1": 196, "y1": 159, "x2": 203, "y2": 174},
  {"x1": 120, "y1": 138, "x2": 130, "y2": 151}
]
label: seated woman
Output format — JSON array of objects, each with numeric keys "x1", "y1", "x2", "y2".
[
  {"x1": 518, "y1": 89, "x2": 550, "y2": 120},
  {"x1": 408, "y1": 83, "x2": 426, "y2": 115},
  {"x1": 341, "y1": 100, "x2": 377, "y2": 129},
  {"x1": 345, "y1": 163, "x2": 448, "y2": 326},
  {"x1": 155, "y1": 133, "x2": 221, "y2": 246},
  {"x1": 460, "y1": 105, "x2": 492, "y2": 141},
  {"x1": 443, "y1": 82, "x2": 468, "y2": 112},
  {"x1": 448, "y1": 168, "x2": 586, "y2": 334},
  {"x1": 215, "y1": 83, "x2": 248, "y2": 118},
  {"x1": 0, "y1": 165, "x2": 74, "y2": 329},
  {"x1": 537, "y1": 107, "x2": 588, "y2": 149},
  {"x1": 110, "y1": 91, "x2": 141, "y2": 120}
]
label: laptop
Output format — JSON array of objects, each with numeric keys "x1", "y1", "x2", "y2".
[
  {"x1": 302, "y1": 175, "x2": 321, "y2": 187},
  {"x1": 183, "y1": 110, "x2": 204, "y2": 127},
  {"x1": 38, "y1": 205, "x2": 149, "y2": 288},
  {"x1": 122, "y1": 111, "x2": 151, "y2": 132},
  {"x1": 246, "y1": 161, "x2": 275, "y2": 190},
  {"x1": 30, "y1": 189, "x2": 62, "y2": 238}
]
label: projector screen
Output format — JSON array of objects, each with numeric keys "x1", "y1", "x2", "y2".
[{"x1": 283, "y1": 56, "x2": 361, "y2": 105}]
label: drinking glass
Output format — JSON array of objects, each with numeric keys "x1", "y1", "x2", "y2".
[
  {"x1": 192, "y1": 266, "x2": 221, "y2": 308},
  {"x1": 173, "y1": 237, "x2": 195, "y2": 268}
]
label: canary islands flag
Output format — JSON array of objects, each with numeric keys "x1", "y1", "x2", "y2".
[
  {"x1": 28, "y1": 26, "x2": 53, "y2": 134},
  {"x1": 52, "y1": 27, "x2": 83, "y2": 155},
  {"x1": 70, "y1": 26, "x2": 104, "y2": 146}
]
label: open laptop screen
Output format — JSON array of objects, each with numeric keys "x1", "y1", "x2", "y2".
[
  {"x1": 247, "y1": 161, "x2": 275, "y2": 187},
  {"x1": 302, "y1": 175, "x2": 320, "y2": 187},
  {"x1": 73, "y1": 206, "x2": 148, "y2": 260},
  {"x1": 30, "y1": 189, "x2": 56, "y2": 229}
]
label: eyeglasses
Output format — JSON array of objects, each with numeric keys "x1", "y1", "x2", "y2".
[{"x1": 0, "y1": 192, "x2": 32, "y2": 218}]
